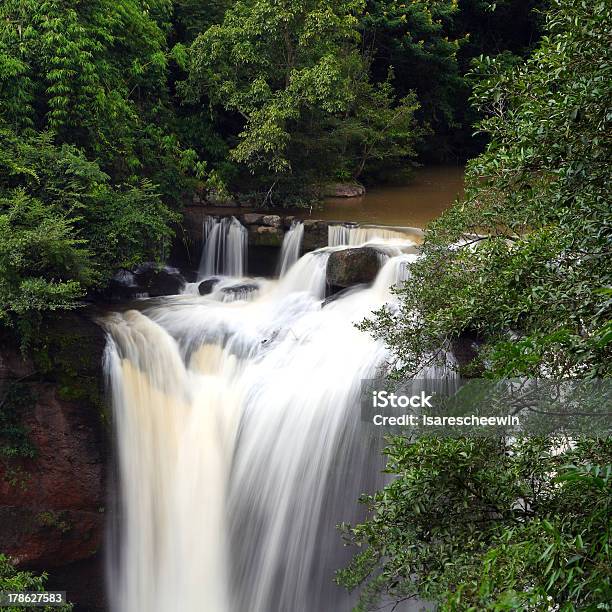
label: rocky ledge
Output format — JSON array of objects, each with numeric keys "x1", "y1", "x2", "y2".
[{"x1": 0, "y1": 312, "x2": 108, "y2": 611}]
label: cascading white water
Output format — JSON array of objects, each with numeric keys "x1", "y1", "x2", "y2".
[
  {"x1": 277, "y1": 220, "x2": 304, "y2": 276},
  {"x1": 199, "y1": 216, "x2": 248, "y2": 278},
  {"x1": 328, "y1": 223, "x2": 423, "y2": 247},
  {"x1": 104, "y1": 234, "x2": 444, "y2": 612}
]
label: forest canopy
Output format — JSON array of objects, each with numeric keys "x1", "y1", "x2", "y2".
[{"x1": 0, "y1": 0, "x2": 546, "y2": 326}]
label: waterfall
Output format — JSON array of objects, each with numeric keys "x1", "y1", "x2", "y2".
[
  {"x1": 277, "y1": 220, "x2": 304, "y2": 276},
  {"x1": 104, "y1": 237, "x2": 444, "y2": 612},
  {"x1": 199, "y1": 216, "x2": 247, "y2": 278},
  {"x1": 328, "y1": 223, "x2": 422, "y2": 247}
]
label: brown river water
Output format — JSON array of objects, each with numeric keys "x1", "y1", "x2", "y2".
[
  {"x1": 311, "y1": 165, "x2": 464, "y2": 227},
  {"x1": 201, "y1": 166, "x2": 464, "y2": 229}
]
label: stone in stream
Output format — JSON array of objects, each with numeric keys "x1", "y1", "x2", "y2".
[
  {"x1": 326, "y1": 247, "x2": 381, "y2": 291},
  {"x1": 198, "y1": 277, "x2": 221, "y2": 295},
  {"x1": 133, "y1": 263, "x2": 185, "y2": 297},
  {"x1": 220, "y1": 283, "x2": 260, "y2": 301},
  {"x1": 221, "y1": 282, "x2": 259, "y2": 296}
]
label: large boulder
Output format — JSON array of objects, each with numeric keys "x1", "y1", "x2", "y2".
[
  {"x1": 262, "y1": 215, "x2": 282, "y2": 227},
  {"x1": 107, "y1": 269, "x2": 139, "y2": 301},
  {"x1": 133, "y1": 263, "x2": 185, "y2": 297},
  {"x1": 326, "y1": 247, "x2": 381, "y2": 290},
  {"x1": 198, "y1": 277, "x2": 220, "y2": 295}
]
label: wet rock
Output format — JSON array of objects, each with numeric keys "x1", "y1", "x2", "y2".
[
  {"x1": 249, "y1": 225, "x2": 283, "y2": 247},
  {"x1": 220, "y1": 283, "x2": 259, "y2": 300},
  {"x1": 302, "y1": 220, "x2": 328, "y2": 252},
  {"x1": 198, "y1": 277, "x2": 220, "y2": 295},
  {"x1": 262, "y1": 215, "x2": 282, "y2": 227},
  {"x1": 242, "y1": 213, "x2": 265, "y2": 225},
  {"x1": 323, "y1": 183, "x2": 366, "y2": 198},
  {"x1": 107, "y1": 269, "x2": 139, "y2": 301},
  {"x1": 326, "y1": 247, "x2": 381, "y2": 289},
  {"x1": 133, "y1": 263, "x2": 185, "y2": 297}
]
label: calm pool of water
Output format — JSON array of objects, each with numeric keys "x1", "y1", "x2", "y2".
[{"x1": 314, "y1": 166, "x2": 464, "y2": 228}]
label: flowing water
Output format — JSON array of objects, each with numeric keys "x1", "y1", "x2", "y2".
[
  {"x1": 277, "y1": 220, "x2": 304, "y2": 276},
  {"x1": 199, "y1": 216, "x2": 248, "y2": 278},
  {"x1": 104, "y1": 223, "x2": 443, "y2": 612}
]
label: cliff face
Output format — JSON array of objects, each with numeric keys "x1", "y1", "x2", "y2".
[{"x1": 0, "y1": 311, "x2": 108, "y2": 611}]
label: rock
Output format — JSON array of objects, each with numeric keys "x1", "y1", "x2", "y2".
[
  {"x1": 221, "y1": 283, "x2": 259, "y2": 300},
  {"x1": 302, "y1": 220, "x2": 329, "y2": 252},
  {"x1": 249, "y1": 225, "x2": 283, "y2": 247},
  {"x1": 242, "y1": 213, "x2": 265, "y2": 225},
  {"x1": 323, "y1": 183, "x2": 366, "y2": 198},
  {"x1": 147, "y1": 268, "x2": 185, "y2": 297},
  {"x1": 107, "y1": 269, "x2": 140, "y2": 301},
  {"x1": 326, "y1": 247, "x2": 381, "y2": 289},
  {"x1": 133, "y1": 263, "x2": 185, "y2": 297},
  {"x1": 262, "y1": 215, "x2": 282, "y2": 227},
  {"x1": 198, "y1": 277, "x2": 220, "y2": 295}
]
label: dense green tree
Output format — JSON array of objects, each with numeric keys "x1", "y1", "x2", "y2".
[
  {"x1": 361, "y1": 0, "x2": 546, "y2": 161},
  {"x1": 0, "y1": 128, "x2": 176, "y2": 329},
  {"x1": 183, "y1": 0, "x2": 420, "y2": 198},
  {"x1": 361, "y1": 0, "x2": 464, "y2": 159},
  {"x1": 337, "y1": 437, "x2": 612, "y2": 610},
  {"x1": 0, "y1": 0, "x2": 203, "y2": 199},
  {"x1": 361, "y1": 0, "x2": 611, "y2": 379}
]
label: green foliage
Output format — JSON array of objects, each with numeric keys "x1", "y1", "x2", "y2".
[
  {"x1": 0, "y1": 127, "x2": 177, "y2": 327},
  {"x1": 183, "y1": 0, "x2": 420, "y2": 197},
  {"x1": 337, "y1": 437, "x2": 612, "y2": 611},
  {"x1": 346, "y1": 2, "x2": 612, "y2": 608},
  {"x1": 362, "y1": 0, "x2": 612, "y2": 378},
  {"x1": 0, "y1": 382, "x2": 36, "y2": 460},
  {"x1": 361, "y1": 0, "x2": 464, "y2": 158},
  {"x1": 0, "y1": 554, "x2": 72, "y2": 611},
  {"x1": 0, "y1": 0, "x2": 202, "y2": 196}
]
